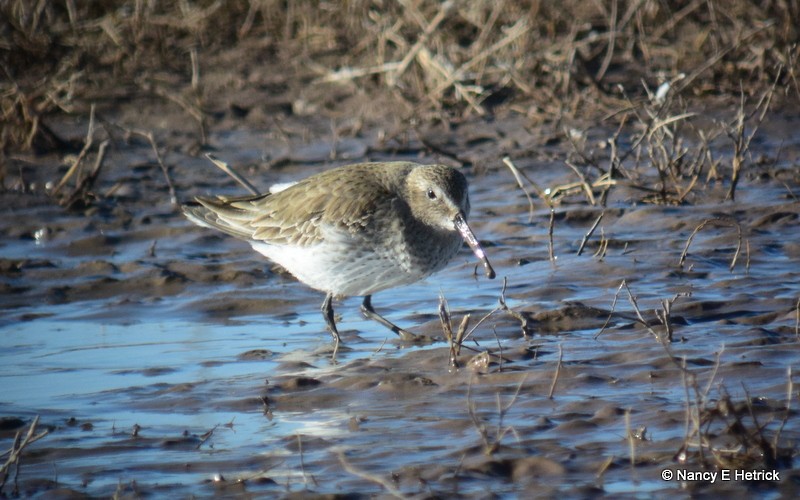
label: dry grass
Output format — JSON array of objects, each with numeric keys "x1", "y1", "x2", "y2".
[
  {"x1": 667, "y1": 349, "x2": 796, "y2": 471},
  {"x1": 2, "y1": 0, "x2": 798, "y2": 153},
  {"x1": 467, "y1": 373, "x2": 526, "y2": 456},
  {"x1": 530, "y1": 67, "x2": 782, "y2": 212},
  {"x1": 596, "y1": 281, "x2": 796, "y2": 471},
  {"x1": 0, "y1": 416, "x2": 49, "y2": 496}
]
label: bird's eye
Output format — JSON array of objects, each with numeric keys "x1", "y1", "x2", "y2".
[{"x1": 427, "y1": 188, "x2": 437, "y2": 200}]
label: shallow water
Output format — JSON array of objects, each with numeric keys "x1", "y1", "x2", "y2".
[{"x1": 2, "y1": 112, "x2": 800, "y2": 497}]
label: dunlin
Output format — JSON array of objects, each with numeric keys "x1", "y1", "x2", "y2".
[{"x1": 183, "y1": 161, "x2": 495, "y2": 353}]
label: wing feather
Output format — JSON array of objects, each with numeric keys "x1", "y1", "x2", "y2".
[{"x1": 183, "y1": 162, "x2": 416, "y2": 247}]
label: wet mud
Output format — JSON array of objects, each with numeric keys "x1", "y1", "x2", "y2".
[{"x1": 2, "y1": 100, "x2": 800, "y2": 497}]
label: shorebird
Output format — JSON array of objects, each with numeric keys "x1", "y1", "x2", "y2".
[{"x1": 183, "y1": 161, "x2": 495, "y2": 354}]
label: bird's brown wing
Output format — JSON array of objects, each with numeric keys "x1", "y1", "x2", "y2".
[{"x1": 183, "y1": 163, "x2": 412, "y2": 247}]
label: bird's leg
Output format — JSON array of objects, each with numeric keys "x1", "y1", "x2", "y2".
[
  {"x1": 321, "y1": 293, "x2": 341, "y2": 358},
  {"x1": 360, "y1": 295, "x2": 417, "y2": 340}
]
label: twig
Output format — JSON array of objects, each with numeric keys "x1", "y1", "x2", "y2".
[
  {"x1": 726, "y1": 91, "x2": 746, "y2": 202},
  {"x1": 466, "y1": 374, "x2": 526, "y2": 455},
  {"x1": 493, "y1": 375, "x2": 527, "y2": 446},
  {"x1": 205, "y1": 153, "x2": 260, "y2": 196},
  {"x1": 496, "y1": 277, "x2": 530, "y2": 338},
  {"x1": 623, "y1": 281, "x2": 662, "y2": 341},
  {"x1": 316, "y1": 62, "x2": 402, "y2": 84},
  {"x1": 548, "y1": 207, "x2": 556, "y2": 265},
  {"x1": 297, "y1": 433, "x2": 317, "y2": 487},
  {"x1": 595, "y1": 0, "x2": 618, "y2": 82},
  {"x1": 625, "y1": 408, "x2": 634, "y2": 466},
  {"x1": 563, "y1": 161, "x2": 597, "y2": 205},
  {"x1": 502, "y1": 156, "x2": 536, "y2": 222},
  {"x1": 547, "y1": 343, "x2": 563, "y2": 399},
  {"x1": 595, "y1": 455, "x2": 614, "y2": 479},
  {"x1": 795, "y1": 298, "x2": 800, "y2": 340},
  {"x1": 113, "y1": 128, "x2": 180, "y2": 206},
  {"x1": 577, "y1": 211, "x2": 604, "y2": 256},
  {"x1": 458, "y1": 307, "x2": 493, "y2": 346},
  {"x1": 491, "y1": 325, "x2": 503, "y2": 372},
  {"x1": 501, "y1": 156, "x2": 551, "y2": 206},
  {"x1": 773, "y1": 367, "x2": 793, "y2": 456},
  {"x1": 0, "y1": 416, "x2": 49, "y2": 493},
  {"x1": 563, "y1": 126, "x2": 607, "y2": 177},
  {"x1": 98, "y1": 120, "x2": 180, "y2": 206},
  {"x1": 600, "y1": 118, "x2": 626, "y2": 206},
  {"x1": 461, "y1": 277, "x2": 529, "y2": 346},
  {"x1": 455, "y1": 314, "x2": 470, "y2": 353},
  {"x1": 472, "y1": 0, "x2": 506, "y2": 56},
  {"x1": 674, "y1": 21, "x2": 774, "y2": 94},
  {"x1": 388, "y1": 0, "x2": 454, "y2": 86},
  {"x1": 739, "y1": 383, "x2": 775, "y2": 463},
  {"x1": 595, "y1": 280, "x2": 625, "y2": 339},
  {"x1": 592, "y1": 228, "x2": 609, "y2": 260},
  {"x1": 598, "y1": 279, "x2": 669, "y2": 341},
  {"x1": 238, "y1": 0, "x2": 258, "y2": 37},
  {"x1": 337, "y1": 451, "x2": 406, "y2": 499},
  {"x1": 417, "y1": 47, "x2": 486, "y2": 115},
  {"x1": 745, "y1": 239, "x2": 751, "y2": 274},
  {"x1": 466, "y1": 376, "x2": 491, "y2": 452},
  {"x1": 190, "y1": 46, "x2": 200, "y2": 93},
  {"x1": 148, "y1": 83, "x2": 207, "y2": 144},
  {"x1": 373, "y1": 336, "x2": 388, "y2": 355},
  {"x1": 438, "y1": 293, "x2": 458, "y2": 368},
  {"x1": 678, "y1": 217, "x2": 743, "y2": 271},
  {"x1": 724, "y1": 73, "x2": 778, "y2": 201},
  {"x1": 647, "y1": 112, "x2": 697, "y2": 141},
  {"x1": 52, "y1": 103, "x2": 96, "y2": 195},
  {"x1": 195, "y1": 424, "x2": 219, "y2": 449},
  {"x1": 677, "y1": 356, "x2": 693, "y2": 462},
  {"x1": 647, "y1": 0, "x2": 704, "y2": 41},
  {"x1": 144, "y1": 131, "x2": 178, "y2": 206},
  {"x1": 655, "y1": 293, "x2": 689, "y2": 343},
  {"x1": 427, "y1": 17, "x2": 529, "y2": 104},
  {"x1": 63, "y1": 139, "x2": 109, "y2": 208},
  {"x1": 701, "y1": 346, "x2": 724, "y2": 402}
]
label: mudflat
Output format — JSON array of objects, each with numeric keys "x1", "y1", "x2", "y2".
[{"x1": 2, "y1": 2, "x2": 799, "y2": 497}]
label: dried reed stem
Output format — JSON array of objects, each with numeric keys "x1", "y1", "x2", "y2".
[
  {"x1": 0, "y1": 416, "x2": 49, "y2": 493},
  {"x1": 502, "y1": 156, "x2": 536, "y2": 222},
  {"x1": 205, "y1": 154, "x2": 260, "y2": 196},
  {"x1": 548, "y1": 207, "x2": 556, "y2": 265},
  {"x1": 547, "y1": 343, "x2": 563, "y2": 399},
  {"x1": 678, "y1": 217, "x2": 743, "y2": 272},
  {"x1": 63, "y1": 139, "x2": 109, "y2": 208},
  {"x1": 577, "y1": 211, "x2": 604, "y2": 256},
  {"x1": 52, "y1": 103, "x2": 96, "y2": 195},
  {"x1": 337, "y1": 451, "x2": 405, "y2": 499},
  {"x1": 388, "y1": 0, "x2": 454, "y2": 86}
]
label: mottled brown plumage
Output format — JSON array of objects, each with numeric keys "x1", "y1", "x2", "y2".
[{"x1": 183, "y1": 161, "x2": 494, "y2": 355}]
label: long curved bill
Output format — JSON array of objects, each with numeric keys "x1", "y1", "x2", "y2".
[{"x1": 454, "y1": 213, "x2": 496, "y2": 279}]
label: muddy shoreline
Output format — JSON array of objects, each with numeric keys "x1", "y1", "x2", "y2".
[
  {"x1": 3, "y1": 1, "x2": 800, "y2": 497},
  {"x1": 3, "y1": 105, "x2": 799, "y2": 496}
]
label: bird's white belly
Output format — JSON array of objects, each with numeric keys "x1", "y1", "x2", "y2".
[{"x1": 250, "y1": 240, "x2": 433, "y2": 297}]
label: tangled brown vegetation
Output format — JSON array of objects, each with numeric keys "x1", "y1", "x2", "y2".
[{"x1": 2, "y1": 0, "x2": 798, "y2": 153}]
